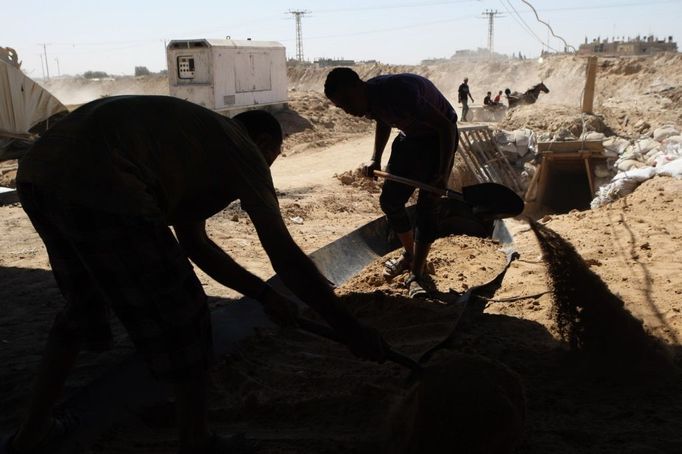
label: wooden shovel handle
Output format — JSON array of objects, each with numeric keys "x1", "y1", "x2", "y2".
[{"x1": 373, "y1": 170, "x2": 446, "y2": 196}]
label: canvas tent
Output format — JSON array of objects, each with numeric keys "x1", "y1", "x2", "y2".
[{"x1": 0, "y1": 47, "x2": 67, "y2": 160}]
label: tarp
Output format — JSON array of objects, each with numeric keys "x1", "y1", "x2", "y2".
[{"x1": 0, "y1": 59, "x2": 67, "y2": 136}]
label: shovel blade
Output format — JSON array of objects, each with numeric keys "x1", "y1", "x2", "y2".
[
  {"x1": 434, "y1": 198, "x2": 495, "y2": 239},
  {"x1": 461, "y1": 183, "x2": 524, "y2": 219}
]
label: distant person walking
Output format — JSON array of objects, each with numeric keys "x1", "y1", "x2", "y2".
[
  {"x1": 458, "y1": 78, "x2": 474, "y2": 122},
  {"x1": 494, "y1": 90, "x2": 503, "y2": 104}
]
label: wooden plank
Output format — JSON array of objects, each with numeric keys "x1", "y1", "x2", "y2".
[
  {"x1": 460, "y1": 131, "x2": 490, "y2": 182},
  {"x1": 481, "y1": 128, "x2": 522, "y2": 192},
  {"x1": 537, "y1": 140, "x2": 604, "y2": 153},
  {"x1": 476, "y1": 128, "x2": 521, "y2": 192},
  {"x1": 458, "y1": 133, "x2": 488, "y2": 183},
  {"x1": 582, "y1": 56, "x2": 598, "y2": 114},
  {"x1": 584, "y1": 158, "x2": 596, "y2": 196},
  {"x1": 541, "y1": 151, "x2": 609, "y2": 161}
]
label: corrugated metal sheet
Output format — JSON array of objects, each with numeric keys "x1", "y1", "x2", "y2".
[{"x1": 0, "y1": 60, "x2": 67, "y2": 136}]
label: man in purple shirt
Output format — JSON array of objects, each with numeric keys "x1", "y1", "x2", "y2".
[{"x1": 324, "y1": 68, "x2": 458, "y2": 298}]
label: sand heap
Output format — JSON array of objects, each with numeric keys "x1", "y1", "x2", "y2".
[
  {"x1": 339, "y1": 235, "x2": 507, "y2": 297},
  {"x1": 499, "y1": 104, "x2": 614, "y2": 139},
  {"x1": 278, "y1": 91, "x2": 373, "y2": 155},
  {"x1": 530, "y1": 220, "x2": 674, "y2": 379}
]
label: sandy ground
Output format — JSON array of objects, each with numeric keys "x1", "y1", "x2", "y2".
[{"x1": 2, "y1": 54, "x2": 682, "y2": 453}]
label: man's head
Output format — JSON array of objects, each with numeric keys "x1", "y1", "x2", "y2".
[
  {"x1": 233, "y1": 110, "x2": 283, "y2": 166},
  {"x1": 498, "y1": 90, "x2": 503, "y2": 95},
  {"x1": 324, "y1": 67, "x2": 368, "y2": 117},
  {"x1": 464, "y1": 78, "x2": 469, "y2": 83},
  {"x1": 487, "y1": 91, "x2": 491, "y2": 96},
  {"x1": 505, "y1": 88, "x2": 511, "y2": 95}
]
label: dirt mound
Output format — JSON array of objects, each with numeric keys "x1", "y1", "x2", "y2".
[
  {"x1": 42, "y1": 74, "x2": 168, "y2": 107},
  {"x1": 529, "y1": 219, "x2": 673, "y2": 379},
  {"x1": 499, "y1": 104, "x2": 614, "y2": 138},
  {"x1": 334, "y1": 168, "x2": 382, "y2": 193},
  {"x1": 339, "y1": 235, "x2": 507, "y2": 297},
  {"x1": 385, "y1": 353, "x2": 525, "y2": 454},
  {"x1": 279, "y1": 91, "x2": 373, "y2": 155},
  {"x1": 288, "y1": 56, "x2": 589, "y2": 108},
  {"x1": 0, "y1": 160, "x2": 17, "y2": 187}
]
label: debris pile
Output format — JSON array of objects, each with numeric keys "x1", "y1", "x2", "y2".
[{"x1": 334, "y1": 168, "x2": 382, "y2": 193}]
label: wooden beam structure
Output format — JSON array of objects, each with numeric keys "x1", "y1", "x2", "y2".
[
  {"x1": 582, "y1": 56, "x2": 598, "y2": 114},
  {"x1": 457, "y1": 124, "x2": 523, "y2": 194}
]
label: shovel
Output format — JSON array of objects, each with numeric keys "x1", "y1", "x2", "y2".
[
  {"x1": 296, "y1": 317, "x2": 422, "y2": 373},
  {"x1": 373, "y1": 170, "x2": 524, "y2": 219}
]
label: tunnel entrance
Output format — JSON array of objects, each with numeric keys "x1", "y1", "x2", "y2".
[
  {"x1": 540, "y1": 159, "x2": 593, "y2": 212},
  {"x1": 524, "y1": 141, "x2": 609, "y2": 216}
]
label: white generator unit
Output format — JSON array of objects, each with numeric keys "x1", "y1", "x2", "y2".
[{"x1": 167, "y1": 39, "x2": 288, "y2": 115}]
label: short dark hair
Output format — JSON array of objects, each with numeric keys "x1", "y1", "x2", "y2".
[
  {"x1": 233, "y1": 109, "x2": 283, "y2": 145},
  {"x1": 324, "y1": 67, "x2": 361, "y2": 98}
]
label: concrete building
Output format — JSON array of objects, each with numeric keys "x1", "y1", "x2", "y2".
[{"x1": 578, "y1": 35, "x2": 677, "y2": 56}]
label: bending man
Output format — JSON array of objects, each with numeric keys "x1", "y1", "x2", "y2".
[
  {"x1": 324, "y1": 68, "x2": 458, "y2": 298},
  {"x1": 6, "y1": 95, "x2": 386, "y2": 454}
]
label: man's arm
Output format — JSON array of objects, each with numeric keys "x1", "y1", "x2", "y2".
[
  {"x1": 420, "y1": 101, "x2": 458, "y2": 187},
  {"x1": 174, "y1": 221, "x2": 298, "y2": 326},
  {"x1": 468, "y1": 91, "x2": 475, "y2": 102},
  {"x1": 362, "y1": 120, "x2": 391, "y2": 177},
  {"x1": 248, "y1": 208, "x2": 385, "y2": 360},
  {"x1": 175, "y1": 221, "x2": 266, "y2": 297}
]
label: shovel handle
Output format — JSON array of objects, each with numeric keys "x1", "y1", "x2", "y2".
[
  {"x1": 373, "y1": 170, "x2": 447, "y2": 196},
  {"x1": 296, "y1": 317, "x2": 422, "y2": 372}
]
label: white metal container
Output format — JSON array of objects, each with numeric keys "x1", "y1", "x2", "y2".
[{"x1": 167, "y1": 39, "x2": 288, "y2": 116}]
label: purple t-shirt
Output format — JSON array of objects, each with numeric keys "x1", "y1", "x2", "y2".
[{"x1": 366, "y1": 74, "x2": 457, "y2": 138}]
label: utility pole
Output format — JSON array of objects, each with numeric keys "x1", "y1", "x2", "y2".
[
  {"x1": 287, "y1": 9, "x2": 310, "y2": 62},
  {"x1": 38, "y1": 53, "x2": 45, "y2": 79},
  {"x1": 54, "y1": 57, "x2": 61, "y2": 77},
  {"x1": 481, "y1": 9, "x2": 503, "y2": 56},
  {"x1": 42, "y1": 43, "x2": 50, "y2": 80}
]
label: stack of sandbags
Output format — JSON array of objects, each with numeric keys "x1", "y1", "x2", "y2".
[
  {"x1": 591, "y1": 140, "x2": 682, "y2": 209},
  {"x1": 492, "y1": 128, "x2": 536, "y2": 158}
]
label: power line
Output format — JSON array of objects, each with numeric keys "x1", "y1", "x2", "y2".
[
  {"x1": 286, "y1": 10, "x2": 310, "y2": 61},
  {"x1": 314, "y1": 0, "x2": 480, "y2": 14},
  {"x1": 520, "y1": 0, "x2": 576, "y2": 52},
  {"x1": 281, "y1": 14, "x2": 474, "y2": 42},
  {"x1": 500, "y1": 0, "x2": 561, "y2": 52}
]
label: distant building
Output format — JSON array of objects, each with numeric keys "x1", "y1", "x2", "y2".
[
  {"x1": 450, "y1": 48, "x2": 508, "y2": 60},
  {"x1": 578, "y1": 35, "x2": 677, "y2": 56},
  {"x1": 314, "y1": 58, "x2": 355, "y2": 67},
  {"x1": 421, "y1": 58, "x2": 449, "y2": 65}
]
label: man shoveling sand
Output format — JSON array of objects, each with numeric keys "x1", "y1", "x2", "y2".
[
  {"x1": 324, "y1": 68, "x2": 458, "y2": 298},
  {"x1": 4, "y1": 95, "x2": 387, "y2": 454}
]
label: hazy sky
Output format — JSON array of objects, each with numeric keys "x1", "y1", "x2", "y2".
[{"x1": 6, "y1": 0, "x2": 681, "y2": 77}]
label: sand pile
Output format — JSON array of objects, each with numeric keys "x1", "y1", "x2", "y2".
[
  {"x1": 334, "y1": 168, "x2": 382, "y2": 193},
  {"x1": 499, "y1": 104, "x2": 614, "y2": 139},
  {"x1": 339, "y1": 235, "x2": 507, "y2": 297},
  {"x1": 530, "y1": 220, "x2": 674, "y2": 379},
  {"x1": 42, "y1": 74, "x2": 169, "y2": 107},
  {"x1": 278, "y1": 91, "x2": 373, "y2": 155},
  {"x1": 0, "y1": 161, "x2": 17, "y2": 187}
]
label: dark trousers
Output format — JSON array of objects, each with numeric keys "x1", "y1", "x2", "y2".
[{"x1": 379, "y1": 132, "x2": 456, "y2": 244}]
